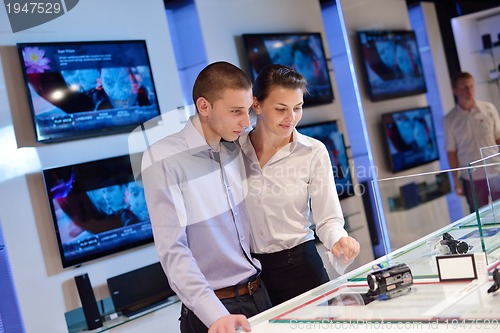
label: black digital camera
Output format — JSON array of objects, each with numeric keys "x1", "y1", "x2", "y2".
[
  {"x1": 441, "y1": 232, "x2": 471, "y2": 255},
  {"x1": 367, "y1": 263, "x2": 413, "y2": 299}
]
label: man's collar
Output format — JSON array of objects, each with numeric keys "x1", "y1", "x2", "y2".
[
  {"x1": 183, "y1": 116, "x2": 211, "y2": 155},
  {"x1": 457, "y1": 101, "x2": 477, "y2": 113},
  {"x1": 184, "y1": 116, "x2": 239, "y2": 156}
]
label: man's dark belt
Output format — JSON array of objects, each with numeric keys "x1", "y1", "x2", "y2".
[{"x1": 214, "y1": 276, "x2": 261, "y2": 300}]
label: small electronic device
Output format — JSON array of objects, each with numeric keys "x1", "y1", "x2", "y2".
[
  {"x1": 487, "y1": 268, "x2": 500, "y2": 294},
  {"x1": 107, "y1": 262, "x2": 175, "y2": 317},
  {"x1": 439, "y1": 232, "x2": 472, "y2": 255},
  {"x1": 367, "y1": 263, "x2": 413, "y2": 299},
  {"x1": 74, "y1": 273, "x2": 103, "y2": 330}
]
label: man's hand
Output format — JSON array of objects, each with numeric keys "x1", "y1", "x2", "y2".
[
  {"x1": 331, "y1": 236, "x2": 360, "y2": 263},
  {"x1": 208, "y1": 314, "x2": 251, "y2": 333},
  {"x1": 454, "y1": 180, "x2": 464, "y2": 196}
]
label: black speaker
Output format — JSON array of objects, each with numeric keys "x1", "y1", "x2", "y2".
[
  {"x1": 482, "y1": 34, "x2": 492, "y2": 50},
  {"x1": 400, "y1": 182, "x2": 420, "y2": 209},
  {"x1": 74, "y1": 273, "x2": 103, "y2": 330}
]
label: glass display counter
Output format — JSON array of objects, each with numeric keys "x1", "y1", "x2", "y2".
[
  {"x1": 247, "y1": 164, "x2": 500, "y2": 332},
  {"x1": 471, "y1": 146, "x2": 500, "y2": 255},
  {"x1": 366, "y1": 164, "x2": 500, "y2": 280}
]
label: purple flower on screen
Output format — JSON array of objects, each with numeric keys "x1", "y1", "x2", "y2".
[
  {"x1": 23, "y1": 47, "x2": 51, "y2": 73},
  {"x1": 50, "y1": 169, "x2": 75, "y2": 199}
]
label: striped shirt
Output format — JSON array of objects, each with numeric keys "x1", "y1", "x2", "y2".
[{"x1": 142, "y1": 118, "x2": 260, "y2": 327}]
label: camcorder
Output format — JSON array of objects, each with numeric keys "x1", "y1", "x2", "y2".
[
  {"x1": 367, "y1": 263, "x2": 413, "y2": 300},
  {"x1": 441, "y1": 232, "x2": 472, "y2": 255}
]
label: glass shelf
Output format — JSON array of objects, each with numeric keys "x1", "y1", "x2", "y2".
[
  {"x1": 477, "y1": 43, "x2": 500, "y2": 54},
  {"x1": 66, "y1": 296, "x2": 180, "y2": 333}
]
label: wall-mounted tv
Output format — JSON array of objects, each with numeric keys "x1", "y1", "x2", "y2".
[
  {"x1": 357, "y1": 30, "x2": 426, "y2": 102},
  {"x1": 381, "y1": 106, "x2": 439, "y2": 173},
  {"x1": 242, "y1": 32, "x2": 334, "y2": 107},
  {"x1": 296, "y1": 121, "x2": 354, "y2": 199},
  {"x1": 43, "y1": 155, "x2": 152, "y2": 268},
  {"x1": 17, "y1": 40, "x2": 160, "y2": 143}
]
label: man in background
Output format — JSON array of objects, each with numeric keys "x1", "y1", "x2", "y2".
[{"x1": 444, "y1": 71, "x2": 500, "y2": 213}]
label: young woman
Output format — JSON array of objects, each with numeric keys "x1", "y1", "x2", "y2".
[{"x1": 240, "y1": 64, "x2": 360, "y2": 306}]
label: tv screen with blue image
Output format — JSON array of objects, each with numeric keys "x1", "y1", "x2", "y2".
[
  {"x1": 242, "y1": 32, "x2": 334, "y2": 107},
  {"x1": 357, "y1": 30, "x2": 426, "y2": 101},
  {"x1": 17, "y1": 40, "x2": 160, "y2": 143},
  {"x1": 43, "y1": 154, "x2": 152, "y2": 268},
  {"x1": 381, "y1": 106, "x2": 439, "y2": 173},
  {"x1": 297, "y1": 121, "x2": 354, "y2": 199}
]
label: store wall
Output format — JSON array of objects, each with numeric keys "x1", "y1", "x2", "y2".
[
  {"x1": 326, "y1": 0, "x2": 451, "y2": 250},
  {"x1": 0, "y1": 1, "x2": 184, "y2": 332},
  {"x1": 0, "y1": 221, "x2": 24, "y2": 332},
  {"x1": 409, "y1": 2, "x2": 468, "y2": 222},
  {"x1": 195, "y1": 0, "x2": 342, "y2": 125},
  {"x1": 165, "y1": 0, "x2": 207, "y2": 106},
  {"x1": 452, "y1": 7, "x2": 500, "y2": 112}
]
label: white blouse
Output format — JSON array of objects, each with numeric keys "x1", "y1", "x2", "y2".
[{"x1": 240, "y1": 130, "x2": 348, "y2": 254}]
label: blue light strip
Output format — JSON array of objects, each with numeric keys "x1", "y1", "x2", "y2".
[{"x1": 335, "y1": 0, "x2": 392, "y2": 255}]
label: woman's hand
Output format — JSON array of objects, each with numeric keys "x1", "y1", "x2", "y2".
[{"x1": 331, "y1": 236, "x2": 360, "y2": 263}]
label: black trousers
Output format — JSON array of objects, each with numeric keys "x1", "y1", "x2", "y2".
[
  {"x1": 179, "y1": 282, "x2": 271, "y2": 333},
  {"x1": 462, "y1": 178, "x2": 500, "y2": 213},
  {"x1": 252, "y1": 240, "x2": 329, "y2": 306}
]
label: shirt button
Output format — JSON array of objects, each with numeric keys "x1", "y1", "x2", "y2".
[{"x1": 240, "y1": 236, "x2": 245, "y2": 241}]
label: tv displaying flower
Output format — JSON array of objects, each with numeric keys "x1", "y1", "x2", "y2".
[{"x1": 22, "y1": 47, "x2": 51, "y2": 73}]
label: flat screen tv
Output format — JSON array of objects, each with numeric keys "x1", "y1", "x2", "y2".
[
  {"x1": 242, "y1": 32, "x2": 334, "y2": 107},
  {"x1": 43, "y1": 154, "x2": 152, "y2": 268},
  {"x1": 17, "y1": 40, "x2": 160, "y2": 143},
  {"x1": 381, "y1": 106, "x2": 439, "y2": 173},
  {"x1": 296, "y1": 121, "x2": 354, "y2": 199},
  {"x1": 357, "y1": 30, "x2": 426, "y2": 101}
]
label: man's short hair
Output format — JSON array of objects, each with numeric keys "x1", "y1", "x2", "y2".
[
  {"x1": 451, "y1": 72, "x2": 474, "y2": 89},
  {"x1": 192, "y1": 61, "x2": 252, "y2": 105}
]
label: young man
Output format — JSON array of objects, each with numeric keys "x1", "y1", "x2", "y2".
[
  {"x1": 444, "y1": 72, "x2": 500, "y2": 213},
  {"x1": 141, "y1": 62, "x2": 271, "y2": 333}
]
